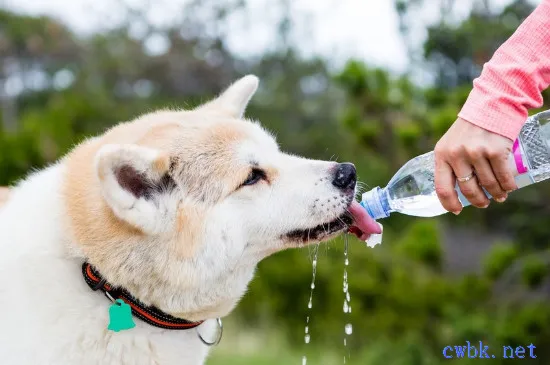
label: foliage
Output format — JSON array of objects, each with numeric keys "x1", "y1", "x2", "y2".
[
  {"x1": 483, "y1": 243, "x2": 519, "y2": 280},
  {"x1": 521, "y1": 256, "x2": 548, "y2": 289}
]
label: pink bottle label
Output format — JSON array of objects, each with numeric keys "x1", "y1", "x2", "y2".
[{"x1": 512, "y1": 139, "x2": 528, "y2": 174}]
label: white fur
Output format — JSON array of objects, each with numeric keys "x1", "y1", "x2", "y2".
[
  {"x1": 0, "y1": 165, "x2": 218, "y2": 365},
  {"x1": 0, "y1": 75, "x2": 358, "y2": 365},
  {"x1": 198, "y1": 75, "x2": 259, "y2": 118}
]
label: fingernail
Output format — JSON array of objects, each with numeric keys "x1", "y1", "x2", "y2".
[
  {"x1": 482, "y1": 203, "x2": 489, "y2": 208},
  {"x1": 495, "y1": 196, "x2": 506, "y2": 203},
  {"x1": 452, "y1": 210, "x2": 461, "y2": 215}
]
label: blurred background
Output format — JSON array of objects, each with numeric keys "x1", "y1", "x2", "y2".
[{"x1": 1, "y1": 0, "x2": 550, "y2": 363}]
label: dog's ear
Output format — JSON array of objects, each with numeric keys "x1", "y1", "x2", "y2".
[
  {"x1": 198, "y1": 74, "x2": 259, "y2": 118},
  {"x1": 95, "y1": 144, "x2": 177, "y2": 235}
]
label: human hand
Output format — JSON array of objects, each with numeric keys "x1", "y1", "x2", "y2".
[{"x1": 434, "y1": 117, "x2": 518, "y2": 214}]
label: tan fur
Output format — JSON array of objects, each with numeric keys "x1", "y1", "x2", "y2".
[
  {"x1": 174, "y1": 204, "x2": 208, "y2": 258},
  {"x1": 0, "y1": 187, "x2": 10, "y2": 208},
  {"x1": 64, "y1": 115, "x2": 186, "y2": 243},
  {"x1": 63, "y1": 136, "x2": 144, "y2": 247},
  {"x1": 63, "y1": 110, "x2": 261, "y2": 266},
  {"x1": 62, "y1": 119, "x2": 171, "y2": 254}
]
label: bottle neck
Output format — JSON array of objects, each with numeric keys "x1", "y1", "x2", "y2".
[{"x1": 360, "y1": 187, "x2": 390, "y2": 220}]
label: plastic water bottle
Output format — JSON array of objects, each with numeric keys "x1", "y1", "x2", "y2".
[{"x1": 361, "y1": 110, "x2": 550, "y2": 219}]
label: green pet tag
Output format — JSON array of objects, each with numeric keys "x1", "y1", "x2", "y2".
[{"x1": 108, "y1": 299, "x2": 136, "y2": 332}]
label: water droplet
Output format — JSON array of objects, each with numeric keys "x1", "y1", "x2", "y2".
[
  {"x1": 345, "y1": 323, "x2": 353, "y2": 335},
  {"x1": 302, "y1": 246, "x2": 318, "y2": 362},
  {"x1": 342, "y1": 235, "x2": 352, "y2": 364}
]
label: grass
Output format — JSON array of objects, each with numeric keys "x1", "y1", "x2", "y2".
[
  {"x1": 206, "y1": 318, "x2": 300, "y2": 365},
  {"x1": 205, "y1": 317, "x2": 361, "y2": 365}
]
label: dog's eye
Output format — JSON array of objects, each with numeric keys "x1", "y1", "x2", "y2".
[{"x1": 242, "y1": 168, "x2": 265, "y2": 186}]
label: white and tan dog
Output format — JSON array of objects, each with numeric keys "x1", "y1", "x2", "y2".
[{"x1": 0, "y1": 75, "x2": 380, "y2": 365}]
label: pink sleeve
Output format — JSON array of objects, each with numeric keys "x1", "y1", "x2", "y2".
[{"x1": 458, "y1": 0, "x2": 550, "y2": 141}]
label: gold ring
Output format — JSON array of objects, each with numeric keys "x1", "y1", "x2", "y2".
[{"x1": 457, "y1": 172, "x2": 475, "y2": 183}]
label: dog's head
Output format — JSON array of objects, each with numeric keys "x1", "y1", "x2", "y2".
[{"x1": 63, "y1": 75, "x2": 380, "y2": 320}]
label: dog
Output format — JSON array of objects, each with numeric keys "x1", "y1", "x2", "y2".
[{"x1": 0, "y1": 75, "x2": 380, "y2": 365}]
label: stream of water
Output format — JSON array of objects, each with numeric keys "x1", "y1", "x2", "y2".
[
  {"x1": 302, "y1": 244, "x2": 319, "y2": 365},
  {"x1": 302, "y1": 235, "x2": 355, "y2": 364},
  {"x1": 342, "y1": 234, "x2": 352, "y2": 363}
]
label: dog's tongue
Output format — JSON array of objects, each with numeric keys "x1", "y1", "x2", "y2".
[{"x1": 348, "y1": 201, "x2": 382, "y2": 240}]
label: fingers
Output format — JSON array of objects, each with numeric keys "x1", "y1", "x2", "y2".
[
  {"x1": 451, "y1": 158, "x2": 490, "y2": 208},
  {"x1": 434, "y1": 118, "x2": 515, "y2": 212},
  {"x1": 489, "y1": 152, "x2": 518, "y2": 193},
  {"x1": 434, "y1": 157, "x2": 462, "y2": 214},
  {"x1": 471, "y1": 157, "x2": 507, "y2": 202}
]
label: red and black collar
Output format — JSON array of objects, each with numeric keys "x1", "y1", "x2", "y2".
[{"x1": 82, "y1": 262, "x2": 204, "y2": 330}]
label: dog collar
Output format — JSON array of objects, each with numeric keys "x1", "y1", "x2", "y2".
[{"x1": 82, "y1": 262, "x2": 204, "y2": 331}]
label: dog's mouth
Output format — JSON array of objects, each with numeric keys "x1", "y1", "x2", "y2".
[
  {"x1": 285, "y1": 212, "x2": 353, "y2": 243},
  {"x1": 284, "y1": 201, "x2": 381, "y2": 243}
]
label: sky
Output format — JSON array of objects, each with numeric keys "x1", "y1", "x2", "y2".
[{"x1": 0, "y1": 0, "x2": 542, "y2": 74}]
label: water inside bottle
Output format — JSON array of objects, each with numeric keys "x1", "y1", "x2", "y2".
[
  {"x1": 390, "y1": 164, "x2": 550, "y2": 216},
  {"x1": 383, "y1": 149, "x2": 550, "y2": 217},
  {"x1": 530, "y1": 164, "x2": 550, "y2": 182},
  {"x1": 382, "y1": 152, "x2": 449, "y2": 217},
  {"x1": 389, "y1": 192, "x2": 447, "y2": 217},
  {"x1": 386, "y1": 116, "x2": 550, "y2": 216}
]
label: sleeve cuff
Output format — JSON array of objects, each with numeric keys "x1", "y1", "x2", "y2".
[{"x1": 458, "y1": 87, "x2": 528, "y2": 142}]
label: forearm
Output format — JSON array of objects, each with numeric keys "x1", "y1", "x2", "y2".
[{"x1": 458, "y1": 0, "x2": 550, "y2": 141}]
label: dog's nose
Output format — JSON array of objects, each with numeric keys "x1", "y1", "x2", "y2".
[{"x1": 332, "y1": 163, "x2": 356, "y2": 190}]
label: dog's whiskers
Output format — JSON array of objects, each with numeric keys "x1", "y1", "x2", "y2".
[
  {"x1": 345, "y1": 207, "x2": 354, "y2": 218},
  {"x1": 337, "y1": 216, "x2": 349, "y2": 228},
  {"x1": 321, "y1": 221, "x2": 330, "y2": 237},
  {"x1": 355, "y1": 181, "x2": 370, "y2": 197}
]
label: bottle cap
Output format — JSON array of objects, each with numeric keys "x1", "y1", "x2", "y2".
[{"x1": 360, "y1": 187, "x2": 389, "y2": 220}]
